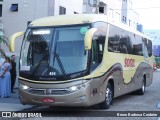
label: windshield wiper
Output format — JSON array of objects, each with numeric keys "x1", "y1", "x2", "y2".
[
  {"x1": 54, "y1": 52, "x2": 67, "y2": 78},
  {"x1": 52, "y1": 40, "x2": 67, "y2": 79}
]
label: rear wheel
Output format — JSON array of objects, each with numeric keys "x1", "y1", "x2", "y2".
[
  {"x1": 137, "y1": 79, "x2": 145, "y2": 95},
  {"x1": 99, "y1": 83, "x2": 113, "y2": 109}
]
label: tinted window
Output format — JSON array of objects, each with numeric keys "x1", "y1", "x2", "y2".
[
  {"x1": 91, "y1": 31, "x2": 106, "y2": 71},
  {"x1": 0, "y1": 4, "x2": 2, "y2": 17},
  {"x1": 108, "y1": 35, "x2": 121, "y2": 53},
  {"x1": 108, "y1": 24, "x2": 143, "y2": 56},
  {"x1": 108, "y1": 24, "x2": 133, "y2": 54},
  {"x1": 142, "y1": 38, "x2": 149, "y2": 58},
  {"x1": 132, "y1": 35, "x2": 143, "y2": 56},
  {"x1": 147, "y1": 40, "x2": 152, "y2": 57},
  {"x1": 91, "y1": 22, "x2": 107, "y2": 71}
]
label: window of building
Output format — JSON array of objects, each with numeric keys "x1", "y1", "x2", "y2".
[
  {"x1": 123, "y1": 0, "x2": 127, "y2": 2},
  {"x1": 10, "y1": 4, "x2": 18, "y2": 12},
  {"x1": 59, "y1": 6, "x2": 66, "y2": 15},
  {"x1": 74, "y1": 12, "x2": 78, "y2": 14},
  {"x1": 109, "y1": 8, "x2": 113, "y2": 18},
  {"x1": 124, "y1": 17, "x2": 126, "y2": 22},
  {"x1": 129, "y1": 20, "x2": 131, "y2": 26},
  {"x1": 115, "y1": 12, "x2": 120, "y2": 21},
  {"x1": 83, "y1": 4, "x2": 87, "y2": 13},
  {"x1": 99, "y1": 7, "x2": 104, "y2": 13},
  {"x1": 129, "y1": 1, "x2": 132, "y2": 9},
  {"x1": 122, "y1": 16, "x2": 127, "y2": 22},
  {"x1": 0, "y1": 4, "x2": 2, "y2": 17}
]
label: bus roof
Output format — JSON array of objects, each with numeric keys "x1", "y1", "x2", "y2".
[
  {"x1": 30, "y1": 14, "x2": 151, "y2": 40},
  {"x1": 30, "y1": 14, "x2": 108, "y2": 27}
]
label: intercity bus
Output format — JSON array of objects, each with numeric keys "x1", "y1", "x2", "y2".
[{"x1": 10, "y1": 14, "x2": 153, "y2": 109}]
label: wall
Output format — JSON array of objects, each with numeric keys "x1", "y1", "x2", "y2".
[
  {"x1": 1, "y1": 0, "x2": 49, "y2": 54},
  {"x1": 54, "y1": 0, "x2": 83, "y2": 15},
  {"x1": 0, "y1": 0, "x2": 83, "y2": 54}
]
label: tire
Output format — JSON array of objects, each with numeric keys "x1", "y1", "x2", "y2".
[
  {"x1": 99, "y1": 83, "x2": 113, "y2": 109},
  {"x1": 137, "y1": 79, "x2": 145, "y2": 95}
]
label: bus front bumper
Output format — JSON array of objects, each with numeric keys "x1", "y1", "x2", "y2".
[{"x1": 18, "y1": 83, "x2": 95, "y2": 107}]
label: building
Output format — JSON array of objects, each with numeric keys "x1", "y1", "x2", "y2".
[
  {"x1": 0, "y1": 0, "x2": 83, "y2": 88},
  {"x1": 144, "y1": 30, "x2": 160, "y2": 57},
  {"x1": 83, "y1": 0, "x2": 139, "y2": 29},
  {"x1": 144, "y1": 30, "x2": 160, "y2": 46},
  {"x1": 0, "y1": 0, "x2": 83, "y2": 53},
  {"x1": 0, "y1": 0, "x2": 140, "y2": 54}
]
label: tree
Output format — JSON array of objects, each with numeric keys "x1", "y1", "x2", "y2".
[{"x1": 0, "y1": 28, "x2": 9, "y2": 57}]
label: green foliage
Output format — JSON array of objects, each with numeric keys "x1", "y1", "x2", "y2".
[
  {"x1": 0, "y1": 28, "x2": 9, "y2": 57},
  {"x1": 155, "y1": 57, "x2": 160, "y2": 68}
]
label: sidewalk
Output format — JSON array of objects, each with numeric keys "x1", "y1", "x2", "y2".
[{"x1": 0, "y1": 89, "x2": 32, "y2": 111}]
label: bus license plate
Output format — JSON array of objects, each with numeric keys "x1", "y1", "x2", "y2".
[{"x1": 42, "y1": 98, "x2": 55, "y2": 103}]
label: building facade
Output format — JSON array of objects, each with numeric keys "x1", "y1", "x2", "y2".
[
  {"x1": 83, "y1": 0, "x2": 139, "y2": 29},
  {"x1": 0, "y1": 0, "x2": 141, "y2": 88},
  {"x1": 0, "y1": 0, "x2": 83, "y2": 88},
  {"x1": 0, "y1": 0, "x2": 83, "y2": 53},
  {"x1": 0, "y1": 0, "x2": 140, "y2": 54}
]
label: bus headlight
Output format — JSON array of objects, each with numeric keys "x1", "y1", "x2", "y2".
[
  {"x1": 19, "y1": 84, "x2": 30, "y2": 90},
  {"x1": 68, "y1": 83, "x2": 88, "y2": 92}
]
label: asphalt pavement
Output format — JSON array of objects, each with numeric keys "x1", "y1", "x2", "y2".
[{"x1": 0, "y1": 71, "x2": 160, "y2": 120}]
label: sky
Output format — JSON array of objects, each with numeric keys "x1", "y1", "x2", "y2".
[{"x1": 133, "y1": 0, "x2": 160, "y2": 30}]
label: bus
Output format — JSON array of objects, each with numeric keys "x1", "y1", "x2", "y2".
[{"x1": 10, "y1": 14, "x2": 153, "y2": 109}]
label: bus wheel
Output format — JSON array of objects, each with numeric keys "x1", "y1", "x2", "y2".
[
  {"x1": 99, "y1": 83, "x2": 113, "y2": 109},
  {"x1": 137, "y1": 79, "x2": 145, "y2": 95}
]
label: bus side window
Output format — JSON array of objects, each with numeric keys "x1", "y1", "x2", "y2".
[
  {"x1": 119, "y1": 37, "x2": 128, "y2": 54},
  {"x1": 91, "y1": 31, "x2": 105, "y2": 71},
  {"x1": 142, "y1": 38, "x2": 149, "y2": 58},
  {"x1": 147, "y1": 40, "x2": 152, "y2": 57},
  {"x1": 132, "y1": 35, "x2": 143, "y2": 56}
]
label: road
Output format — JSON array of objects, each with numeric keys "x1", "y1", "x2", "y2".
[
  {"x1": 18, "y1": 71, "x2": 160, "y2": 120},
  {"x1": 0, "y1": 72, "x2": 160, "y2": 120}
]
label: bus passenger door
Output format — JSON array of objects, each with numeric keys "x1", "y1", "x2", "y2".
[{"x1": 90, "y1": 30, "x2": 106, "y2": 72}]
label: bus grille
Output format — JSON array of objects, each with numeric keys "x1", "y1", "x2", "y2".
[{"x1": 28, "y1": 88, "x2": 70, "y2": 95}]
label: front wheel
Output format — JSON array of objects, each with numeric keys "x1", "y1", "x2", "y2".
[{"x1": 99, "y1": 83, "x2": 113, "y2": 109}]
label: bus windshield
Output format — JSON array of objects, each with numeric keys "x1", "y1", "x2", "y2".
[{"x1": 20, "y1": 25, "x2": 90, "y2": 81}]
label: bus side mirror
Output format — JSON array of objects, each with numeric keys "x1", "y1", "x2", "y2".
[
  {"x1": 84, "y1": 28, "x2": 97, "y2": 50},
  {"x1": 10, "y1": 31, "x2": 24, "y2": 52}
]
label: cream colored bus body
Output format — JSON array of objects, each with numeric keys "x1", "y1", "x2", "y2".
[{"x1": 10, "y1": 14, "x2": 153, "y2": 108}]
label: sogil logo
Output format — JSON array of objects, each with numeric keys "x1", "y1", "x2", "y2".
[{"x1": 124, "y1": 58, "x2": 135, "y2": 67}]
